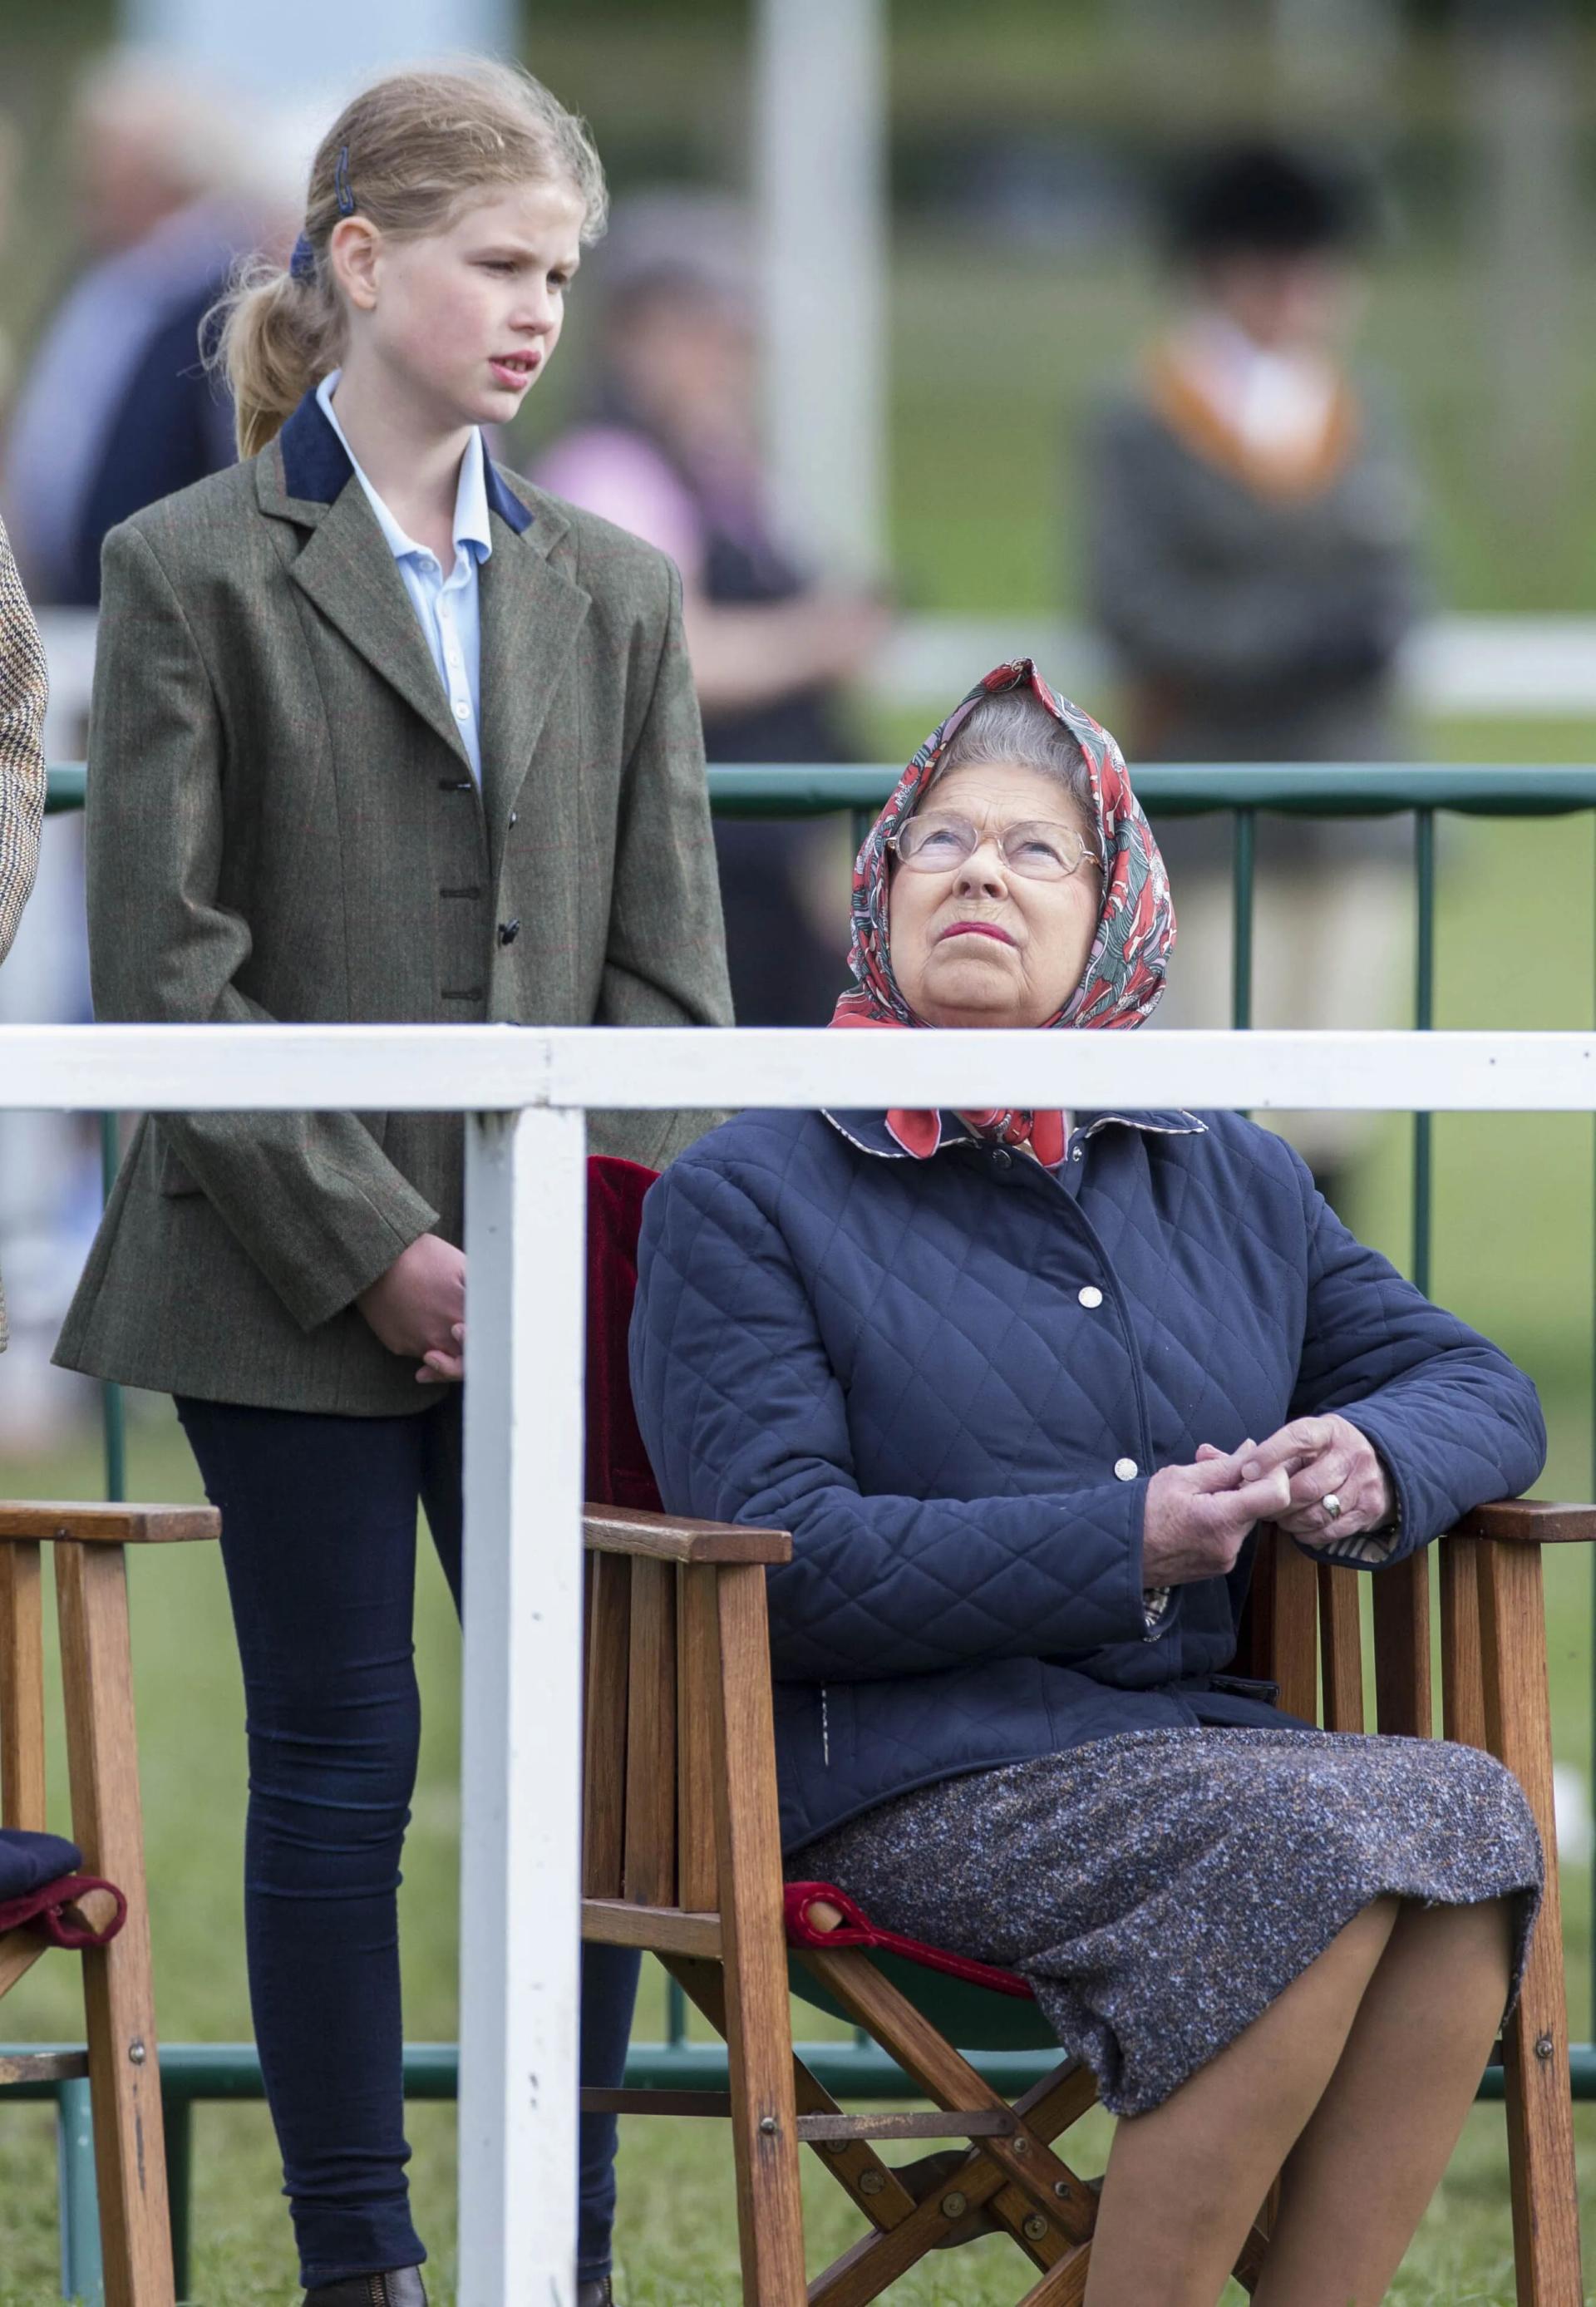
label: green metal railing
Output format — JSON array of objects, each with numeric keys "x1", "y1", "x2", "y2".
[{"x1": 16, "y1": 757, "x2": 1596, "y2": 2299}]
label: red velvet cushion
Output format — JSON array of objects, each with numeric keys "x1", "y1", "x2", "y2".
[
  {"x1": 0, "y1": 1874, "x2": 126, "y2": 1949},
  {"x1": 585, "y1": 1156, "x2": 663, "y2": 1513},
  {"x1": 785, "y1": 1880, "x2": 1032, "y2": 1999}
]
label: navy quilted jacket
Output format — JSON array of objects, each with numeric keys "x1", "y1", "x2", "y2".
[{"x1": 631, "y1": 1103, "x2": 1545, "y2": 1852}]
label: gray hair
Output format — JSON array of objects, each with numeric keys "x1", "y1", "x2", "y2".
[{"x1": 928, "y1": 692, "x2": 1096, "y2": 825}]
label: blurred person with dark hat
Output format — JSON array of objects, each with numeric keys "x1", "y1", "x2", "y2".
[
  {"x1": 1, "y1": 50, "x2": 268, "y2": 606},
  {"x1": 531, "y1": 195, "x2": 889, "y2": 1025},
  {"x1": 1081, "y1": 140, "x2": 1424, "y2": 1205},
  {"x1": 0, "y1": 513, "x2": 47, "y2": 1349}
]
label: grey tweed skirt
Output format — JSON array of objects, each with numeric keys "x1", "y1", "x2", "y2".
[{"x1": 792, "y1": 1726, "x2": 1543, "y2": 2117}]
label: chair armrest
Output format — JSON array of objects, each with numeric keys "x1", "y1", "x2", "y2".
[
  {"x1": 1452, "y1": 1501, "x2": 1596, "y2": 1545},
  {"x1": 0, "y1": 1503, "x2": 220, "y2": 1545},
  {"x1": 583, "y1": 1504, "x2": 792, "y2": 1566}
]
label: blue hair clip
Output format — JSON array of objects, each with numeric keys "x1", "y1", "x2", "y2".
[
  {"x1": 288, "y1": 232, "x2": 317, "y2": 283},
  {"x1": 334, "y1": 144, "x2": 356, "y2": 216}
]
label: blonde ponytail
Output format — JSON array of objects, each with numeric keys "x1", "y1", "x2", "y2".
[
  {"x1": 209, "y1": 57, "x2": 607, "y2": 461},
  {"x1": 212, "y1": 258, "x2": 342, "y2": 461}
]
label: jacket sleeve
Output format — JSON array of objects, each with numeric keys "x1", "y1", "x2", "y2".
[
  {"x1": 1288, "y1": 1181, "x2": 1546, "y2": 1563},
  {"x1": 0, "y1": 516, "x2": 46, "y2": 966},
  {"x1": 86, "y1": 520, "x2": 438, "y2": 1332},
  {"x1": 630, "y1": 1155, "x2": 1156, "y2": 1680},
  {"x1": 1082, "y1": 397, "x2": 1420, "y2": 693}
]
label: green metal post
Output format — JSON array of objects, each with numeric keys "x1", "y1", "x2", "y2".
[
  {"x1": 57, "y1": 2077, "x2": 102, "y2": 2305},
  {"x1": 163, "y1": 2085, "x2": 193, "y2": 2301},
  {"x1": 1412, "y1": 810, "x2": 1436, "y2": 1296},
  {"x1": 97, "y1": 1114, "x2": 126, "y2": 1502},
  {"x1": 1231, "y1": 811, "x2": 1255, "y2": 1031}
]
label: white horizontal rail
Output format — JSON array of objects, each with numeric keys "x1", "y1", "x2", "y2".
[{"x1": 0, "y1": 1024, "x2": 1594, "y2": 1114}]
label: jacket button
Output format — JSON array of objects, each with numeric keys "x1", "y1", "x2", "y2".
[
  {"x1": 1078, "y1": 1285, "x2": 1103, "y2": 1309},
  {"x1": 498, "y1": 919, "x2": 520, "y2": 946},
  {"x1": 1114, "y1": 1457, "x2": 1139, "y2": 1481},
  {"x1": 509, "y1": 811, "x2": 518, "y2": 827},
  {"x1": 993, "y1": 1149, "x2": 1012, "y2": 1171}
]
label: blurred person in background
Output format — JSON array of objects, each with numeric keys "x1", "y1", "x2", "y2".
[
  {"x1": 0, "y1": 514, "x2": 47, "y2": 1353},
  {"x1": 531, "y1": 196, "x2": 889, "y2": 1025},
  {"x1": 1, "y1": 49, "x2": 268, "y2": 606},
  {"x1": 1081, "y1": 140, "x2": 1424, "y2": 1207}
]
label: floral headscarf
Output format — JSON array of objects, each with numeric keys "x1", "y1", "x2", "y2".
[{"x1": 830, "y1": 658, "x2": 1175, "y2": 1164}]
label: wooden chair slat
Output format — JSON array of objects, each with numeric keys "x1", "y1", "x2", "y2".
[
  {"x1": 0, "y1": 2048, "x2": 88, "y2": 2086},
  {"x1": 583, "y1": 1551, "x2": 629, "y2": 1900},
  {"x1": 0, "y1": 1503, "x2": 217, "y2": 1546},
  {"x1": 56, "y1": 1540, "x2": 175, "y2": 2305},
  {"x1": 1372, "y1": 1550, "x2": 1431, "y2": 1738},
  {"x1": 708, "y1": 1563, "x2": 807, "y2": 2305},
  {"x1": 676, "y1": 1565, "x2": 719, "y2": 1913},
  {"x1": 1457, "y1": 1501, "x2": 1596, "y2": 1545},
  {"x1": 0, "y1": 1925, "x2": 51, "y2": 1999},
  {"x1": 1440, "y1": 1536, "x2": 1489, "y2": 1751},
  {"x1": 623, "y1": 1558, "x2": 678, "y2": 1906},
  {"x1": 1317, "y1": 1564, "x2": 1364, "y2": 1734},
  {"x1": 584, "y1": 1506, "x2": 792, "y2": 1565},
  {"x1": 1478, "y1": 1540, "x2": 1584, "y2": 2304},
  {"x1": 581, "y1": 1899, "x2": 720, "y2": 1958},
  {"x1": 1270, "y1": 1537, "x2": 1318, "y2": 1725},
  {"x1": 0, "y1": 1541, "x2": 46, "y2": 1831}
]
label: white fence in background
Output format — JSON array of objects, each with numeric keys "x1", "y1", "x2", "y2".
[
  {"x1": 37, "y1": 611, "x2": 1596, "y2": 752},
  {"x1": 2, "y1": 1021, "x2": 1591, "y2": 2306}
]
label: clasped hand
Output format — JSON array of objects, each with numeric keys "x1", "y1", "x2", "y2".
[
  {"x1": 1141, "y1": 1415, "x2": 1391, "y2": 1588},
  {"x1": 356, "y1": 1233, "x2": 466, "y2": 1384}
]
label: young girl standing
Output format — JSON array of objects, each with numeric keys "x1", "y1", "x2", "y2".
[{"x1": 56, "y1": 62, "x2": 732, "y2": 2307}]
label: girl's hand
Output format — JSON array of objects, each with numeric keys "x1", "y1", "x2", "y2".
[
  {"x1": 357, "y1": 1235, "x2": 466, "y2": 1379},
  {"x1": 1141, "y1": 1442, "x2": 1293, "y2": 1586},
  {"x1": 1211, "y1": 1416, "x2": 1392, "y2": 1546}
]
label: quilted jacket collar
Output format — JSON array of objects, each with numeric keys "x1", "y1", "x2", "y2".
[{"x1": 822, "y1": 1107, "x2": 1207, "y2": 1160}]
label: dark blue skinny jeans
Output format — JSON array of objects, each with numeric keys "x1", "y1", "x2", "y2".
[{"x1": 175, "y1": 1393, "x2": 638, "y2": 2291}]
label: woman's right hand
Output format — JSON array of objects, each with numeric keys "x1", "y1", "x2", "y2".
[
  {"x1": 356, "y1": 1233, "x2": 466, "y2": 1378},
  {"x1": 1140, "y1": 1443, "x2": 1294, "y2": 1586}
]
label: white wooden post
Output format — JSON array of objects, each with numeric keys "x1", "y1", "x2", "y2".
[
  {"x1": 459, "y1": 1102, "x2": 589, "y2": 2307},
  {"x1": 756, "y1": 0, "x2": 888, "y2": 582}
]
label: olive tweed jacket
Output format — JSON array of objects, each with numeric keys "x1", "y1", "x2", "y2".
[
  {"x1": 55, "y1": 388, "x2": 732, "y2": 1413},
  {"x1": 0, "y1": 516, "x2": 48, "y2": 1351}
]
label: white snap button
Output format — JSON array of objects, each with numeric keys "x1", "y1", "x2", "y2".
[
  {"x1": 1071, "y1": 1148, "x2": 1083, "y2": 1162},
  {"x1": 1078, "y1": 1285, "x2": 1103, "y2": 1309},
  {"x1": 1114, "y1": 1457, "x2": 1139, "y2": 1481}
]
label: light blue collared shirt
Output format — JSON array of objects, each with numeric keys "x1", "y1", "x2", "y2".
[{"x1": 316, "y1": 369, "x2": 491, "y2": 784}]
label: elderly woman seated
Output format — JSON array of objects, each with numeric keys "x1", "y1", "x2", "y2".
[{"x1": 629, "y1": 662, "x2": 1544, "y2": 2307}]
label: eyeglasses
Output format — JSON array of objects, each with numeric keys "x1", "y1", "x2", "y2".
[{"x1": 888, "y1": 812, "x2": 1101, "y2": 882}]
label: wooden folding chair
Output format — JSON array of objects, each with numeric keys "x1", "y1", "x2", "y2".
[
  {"x1": 579, "y1": 1498, "x2": 1590, "y2": 2307},
  {"x1": 0, "y1": 1500, "x2": 219, "y2": 2307}
]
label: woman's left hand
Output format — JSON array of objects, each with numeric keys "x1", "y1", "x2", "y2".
[{"x1": 1197, "y1": 1415, "x2": 1391, "y2": 1546}]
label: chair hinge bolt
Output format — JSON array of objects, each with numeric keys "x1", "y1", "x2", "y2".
[
  {"x1": 127, "y1": 2040, "x2": 146, "y2": 2066},
  {"x1": 858, "y1": 2170, "x2": 885, "y2": 2196},
  {"x1": 1053, "y1": 2181, "x2": 1071, "y2": 2198},
  {"x1": 940, "y1": 2191, "x2": 968, "y2": 2219},
  {"x1": 1011, "y1": 2135, "x2": 1030, "y2": 2153},
  {"x1": 759, "y1": 2114, "x2": 779, "y2": 2133},
  {"x1": 1022, "y1": 2214, "x2": 1050, "y2": 2242},
  {"x1": 1535, "y1": 2033, "x2": 1556, "y2": 2060}
]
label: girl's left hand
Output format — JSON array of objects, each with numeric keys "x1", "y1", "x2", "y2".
[
  {"x1": 1195, "y1": 1415, "x2": 1391, "y2": 1545},
  {"x1": 418, "y1": 1321, "x2": 465, "y2": 1386}
]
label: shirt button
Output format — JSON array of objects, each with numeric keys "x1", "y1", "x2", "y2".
[
  {"x1": 454, "y1": 699, "x2": 471, "y2": 719},
  {"x1": 1078, "y1": 1285, "x2": 1103, "y2": 1309},
  {"x1": 1114, "y1": 1457, "x2": 1139, "y2": 1481}
]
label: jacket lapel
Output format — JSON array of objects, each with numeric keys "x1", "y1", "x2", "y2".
[
  {"x1": 285, "y1": 482, "x2": 475, "y2": 769},
  {"x1": 259, "y1": 392, "x2": 472, "y2": 770},
  {"x1": 477, "y1": 476, "x2": 590, "y2": 861}
]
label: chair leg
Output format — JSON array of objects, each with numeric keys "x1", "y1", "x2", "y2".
[
  {"x1": 1478, "y1": 1539, "x2": 1584, "y2": 2306},
  {"x1": 56, "y1": 1543, "x2": 175, "y2": 2307},
  {"x1": 710, "y1": 1566, "x2": 806, "y2": 2305}
]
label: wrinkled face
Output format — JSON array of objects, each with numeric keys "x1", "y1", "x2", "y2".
[
  {"x1": 886, "y1": 759, "x2": 1102, "y2": 1031},
  {"x1": 331, "y1": 180, "x2": 585, "y2": 431}
]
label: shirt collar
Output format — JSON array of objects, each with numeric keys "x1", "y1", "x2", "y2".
[
  {"x1": 821, "y1": 1108, "x2": 1206, "y2": 1161},
  {"x1": 314, "y1": 369, "x2": 493, "y2": 569}
]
